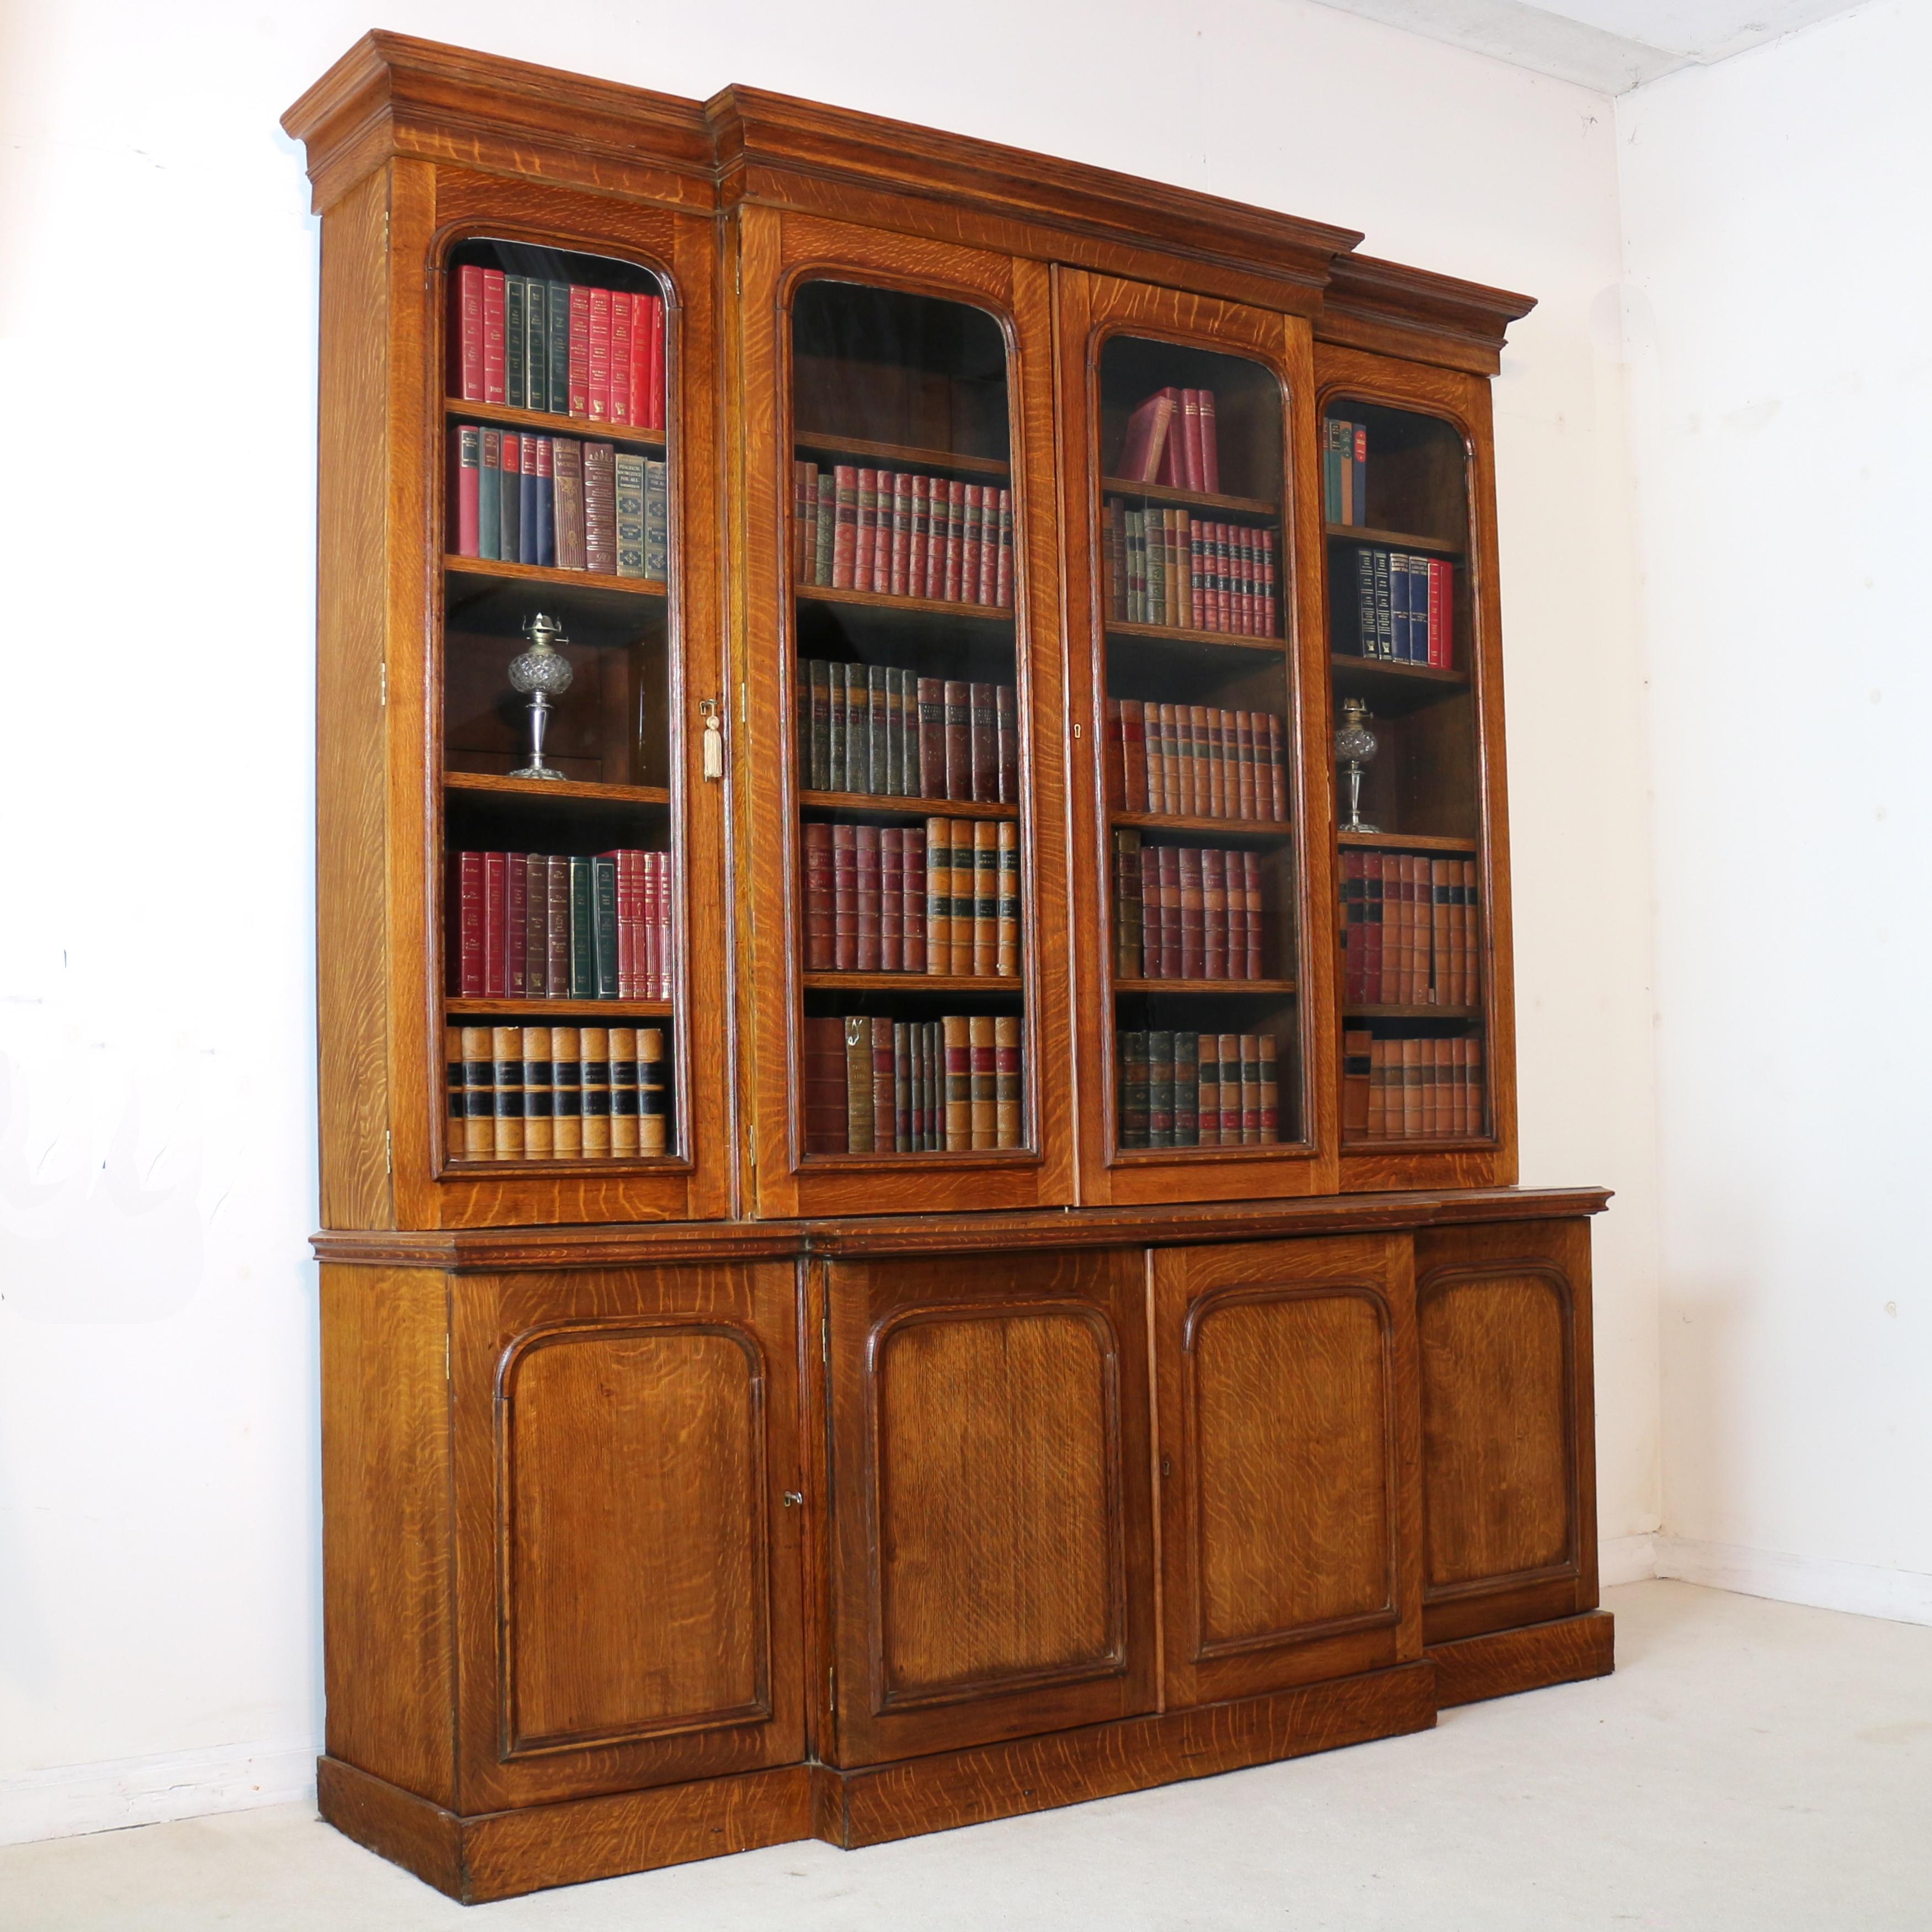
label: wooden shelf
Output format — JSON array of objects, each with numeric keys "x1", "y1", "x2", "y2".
[
  {"x1": 447, "y1": 396, "x2": 666, "y2": 449},
  {"x1": 1112, "y1": 810, "x2": 1291, "y2": 837},
  {"x1": 1331, "y1": 653, "x2": 1464, "y2": 687},
  {"x1": 1107, "y1": 619, "x2": 1284, "y2": 654},
  {"x1": 796, "y1": 583, "x2": 1012, "y2": 622},
  {"x1": 447, "y1": 997, "x2": 673, "y2": 1019},
  {"x1": 1337, "y1": 830, "x2": 1478, "y2": 853},
  {"x1": 446, "y1": 1154, "x2": 683, "y2": 1172},
  {"x1": 445, "y1": 772, "x2": 670, "y2": 806},
  {"x1": 803, "y1": 973, "x2": 1021, "y2": 993},
  {"x1": 1344, "y1": 1004, "x2": 1480, "y2": 1021},
  {"x1": 800, "y1": 789, "x2": 1018, "y2": 820},
  {"x1": 1324, "y1": 523, "x2": 1462, "y2": 556},
  {"x1": 1103, "y1": 476, "x2": 1277, "y2": 518},
  {"x1": 1114, "y1": 978, "x2": 1296, "y2": 995},
  {"x1": 795, "y1": 431, "x2": 1008, "y2": 477},
  {"x1": 445, "y1": 556, "x2": 666, "y2": 598}
]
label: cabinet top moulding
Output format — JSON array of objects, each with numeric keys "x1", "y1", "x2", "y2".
[{"x1": 283, "y1": 35, "x2": 1535, "y2": 373}]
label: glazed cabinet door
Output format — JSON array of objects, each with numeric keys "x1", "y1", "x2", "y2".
[
  {"x1": 447, "y1": 1260, "x2": 804, "y2": 1811},
  {"x1": 1151, "y1": 1235, "x2": 1421, "y2": 1706},
  {"x1": 1054, "y1": 268, "x2": 1338, "y2": 1204},
  {"x1": 822, "y1": 1247, "x2": 1155, "y2": 1766},
  {"x1": 1414, "y1": 1218, "x2": 1598, "y2": 1643},
  {"x1": 730, "y1": 205, "x2": 1073, "y2": 1217}
]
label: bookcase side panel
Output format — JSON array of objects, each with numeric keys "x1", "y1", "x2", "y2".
[{"x1": 317, "y1": 165, "x2": 402, "y2": 1229}]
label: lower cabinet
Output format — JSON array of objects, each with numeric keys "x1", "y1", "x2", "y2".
[
  {"x1": 822, "y1": 1246, "x2": 1158, "y2": 1766},
  {"x1": 1150, "y1": 1234, "x2": 1423, "y2": 1705}
]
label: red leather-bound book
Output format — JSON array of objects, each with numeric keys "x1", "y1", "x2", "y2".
[
  {"x1": 909, "y1": 475, "x2": 931, "y2": 599},
  {"x1": 1119, "y1": 699, "x2": 1147, "y2": 811},
  {"x1": 1139, "y1": 845, "x2": 1161, "y2": 978},
  {"x1": 655, "y1": 851, "x2": 672, "y2": 999},
  {"x1": 942, "y1": 681, "x2": 972, "y2": 802},
  {"x1": 995, "y1": 489, "x2": 1014, "y2": 607},
  {"x1": 1181, "y1": 389, "x2": 1207, "y2": 492},
  {"x1": 1430, "y1": 559, "x2": 1453, "y2": 668},
  {"x1": 1105, "y1": 699, "x2": 1125, "y2": 809},
  {"x1": 1177, "y1": 847, "x2": 1205, "y2": 979},
  {"x1": 831, "y1": 466, "x2": 858, "y2": 588},
  {"x1": 978, "y1": 490, "x2": 1000, "y2": 606},
  {"x1": 1154, "y1": 388, "x2": 1187, "y2": 486},
  {"x1": 996, "y1": 684, "x2": 1019, "y2": 804},
  {"x1": 482, "y1": 851, "x2": 507, "y2": 998},
  {"x1": 504, "y1": 853, "x2": 528, "y2": 999},
  {"x1": 889, "y1": 473, "x2": 912, "y2": 598},
  {"x1": 646, "y1": 295, "x2": 666, "y2": 431},
  {"x1": 854, "y1": 825, "x2": 883, "y2": 972},
  {"x1": 1260, "y1": 529, "x2": 1278, "y2": 637},
  {"x1": 852, "y1": 470, "x2": 877, "y2": 594},
  {"x1": 1265, "y1": 715, "x2": 1286, "y2": 820},
  {"x1": 1157, "y1": 846, "x2": 1183, "y2": 978},
  {"x1": 454, "y1": 266, "x2": 485, "y2": 401},
  {"x1": 968, "y1": 683, "x2": 997, "y2": 803},
  {"x1": 481, "y1": 269, "x2": 507, "y2": 405},
  {"x1": 870, "y1": 471, "x2": 894, "y2": 592},
  {"x1": 940, "y1": 481, "x2": 963, "y2": 602},
  {"x1": 608, "y1": 291, "x2": 633, "y2": 426},
  {"x1": 957, "y1": 485, "x2": 982, "y2": 605},
  {"x1": 879, "y1": 826, "x2": 904, "y2": 971},
  {"x1": 566, "y1": 285, "x2": 592, "y2": 418},
  {"x1": 903, "y1": 829, "x2": 927, "y2": 972},
  {"x1": 1172, "y1": 707, "x2": 1197, "y2": 819},
  {"x1": 586, "y1": 287, "x2": 613, "y2": 422},
  {"x1": 832, "y1": 824, "x2": 858, "y2": 971},
  {"x1": 803, "y1": 824, "x2": 834, "y2": 970},
  {"x1": 1257, "y1": 1034, "x2": 1277, "y2": 1142},
  {"x1": 1199, "y1": 389, "x2": 1220, "y2": 493},
  {"x1": 915, "y1": 677, "x2": 944, "y2": 796},
  {"x1": 1119, "y1": 390, "x2": 1175, "y2": 482},
  {"x1": 1201, "y1": 849, "x2": 1228, "y2": 979},
  {"x1": 453, "y1": 851, "x2": 485, "y2": 996},
  {"x1": 1242, "y1": 851, "x2": 1263, "y2": 979},
  {"x1": 630, "y1": 850, "x2": 649, "y2": 1001},
  {"x1": 1203, "y1": 708, "x2": 1225, "y2": 820},
  {"x1": 803, "y1": 1015, "x2": 848, "y2": 1154},
  {"x1": 449, "y1": 426, "x2": 481, "y2": 558}
]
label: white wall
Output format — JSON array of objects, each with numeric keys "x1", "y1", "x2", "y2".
[
  {"x1": 1617, "y1": 0, "x2": 1932, "y2": 1622},
  {"x1": 0, "y1": 0, "x2": 1660, "y2": 1840}
]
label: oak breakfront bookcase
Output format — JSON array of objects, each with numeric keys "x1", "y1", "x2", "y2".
[{"x1": 288, "y1": 34, "x2": 1612, "y2": 1904}]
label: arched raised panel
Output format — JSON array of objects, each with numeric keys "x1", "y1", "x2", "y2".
[
  {"x1": 1418, "y1": 1264, "x2": 1577, "y2": 1594},
  {"x1": 1185, "y1": 1285, "x2": 1394, "y2": 1657},
  {"x1": 867, "y1": 1303, "x2": 1126, "y2": 1711},
  {"x1": 498, "y1": 1322, "x2": 771, "y2": 1755}
]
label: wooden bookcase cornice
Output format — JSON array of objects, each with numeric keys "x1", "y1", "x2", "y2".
[{"x1": 282, "y1": 31, "x2": 1535, "y2": 370}]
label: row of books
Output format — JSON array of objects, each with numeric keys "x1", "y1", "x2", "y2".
[
  {"x1": 448, "y1": 1024, "x2": 670, "y2": 1160},
  {"x1": 1323, "y1": 420, "x2": 1370, "y2": 525},
  {"x1": 1336, "y1": 546, "x2": 1455, "y2": 667},
  {"x1": 798, "y1": 661, "x2": 1019, "y2": 804},
  {"x1": 450, "y1": 851, "x2": 671, "y2": 1002},
  {"x1": 804, "y1": 1015, "x2": 1023, "y2": 1153},
  {"x1": 1113, "y1": 834, "x2": 1271, "y2": 983},
  {"x1": 1119, "y1": 1032, "x2": 1280, "y2": 1148},
  {"x1": 794, "y1": 463, "x2": 1014, "y2": 608},
  {"x1": 1105, "y1": 700, "x2": 1287, "y2": 821},
  {"x1": 804, "y1": 820, "x2": 1019, "y2": 976},
  {"x1": 1339, "y1": 853, "x2": 1480, "y2": 1009},
  {"x1": 448, "y1": 427, "x2": 668, "y2": 580},
  {"x1": 1116, "y1": 387, "x2": 1222, "y2": 491},
  {"x1": 1102, "y1": 503, "x2": 1278, "y2": 637},
  {"x1": 1342, "y1": 1033, "x2": 1484, "y2": 1140},
  {"x1": 453, "y1": 268, "x2": 666, "y2": 428}
]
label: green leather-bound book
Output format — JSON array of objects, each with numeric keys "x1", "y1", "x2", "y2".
[
  {"x1": 545, "y1": 282, "x2": 570, "y2": 414},
  {"x1": 505, "y1": 277, "x2": 527, "y2": 414},
  {"x1": 524, "y1": 278, "x2": 547, "y2": 413},
  {"x1": 569, "y1": 856, "x2": 595, "y2": 998},
  {"x1": 592, "y1": 856, "x2": 620, "y2": 999}
]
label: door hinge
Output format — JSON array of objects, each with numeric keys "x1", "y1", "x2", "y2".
[
  {"x1": 379, "y1": 661, "x2": 388, "y2": 708},
  {"x1": 384, "y1": 1128, "x2": 393, "y2": 1175}
]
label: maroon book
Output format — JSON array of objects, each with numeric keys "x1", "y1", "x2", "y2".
[
  {"x1": 1201, "y1": 849, "x2": 1227, "y2": 980},
  {"x1": 1139, "y1": 845, "x2": 1161, "y2": 978},
  {"x1": 942, "y1": 680, "x2": 973, "y2": 802},
  {"x1": 453, "y1": 851, "x2": 484, "y2": 996},
  {"x1": 583, "y1": 440, "x2": 616, "y2": 575},
  {"x1": 802, "y1": 1015, "x2": 848, "y2": 1154},
  {"x1": 969, "y1": 683, "x2": 997, "y2": 802},
  {"x1": 803, "y1": 822, "x2": 835, "y2": 970},
  {"x1": 916, "y1": 676, "x2": 946, "y2": 797},
  {"x1": 854, "y1": 824, "x2": 882, "y2": 972},
  {"x1": 879, "y1": 826, "x2": 904, "y2": 971},
  {"x1": 1244, "y1": 851, "x2": 1264, "y2": 980},
  {"x1": 482, "y1": 851, "x2": 507, "y2": 998},
  {"x1": 832, "y1": 824, "x2": 858, "y2": 971},
  {"x1": 903, "y1": 829, "x2": 927, "y2": 972},
  {"x1": 995, "y1": 684, "x2": 1019, "y2": 804},
  {"x1": 1156, "y1": 846, "x2": 1182, "y2": 978},
  {"x1": 1177, "y1": 847, "x2": 1205, "y2": 979},
  {"x1": 504, "y1": 853, "x2": 528, "y2": 999}
]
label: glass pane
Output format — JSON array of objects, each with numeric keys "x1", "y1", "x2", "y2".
[
  {"x1": 1323, "y1": 399, "x2": 1488, "y2": 1144},
  {"x1": 1096, "y1": 335, "x2": 1302, "y2": 1154},
  {"x1": 439, "y1": 239, "x2": 678, "y2": 1165},
  {"x1": 789, "y1": 280, "x2": 1026, "y2": 1160}
]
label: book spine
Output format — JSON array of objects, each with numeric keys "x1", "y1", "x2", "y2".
[
  {"x1": 490, "y1": 1024, "x2": 524, "y2": 1159},
  {"x1": 995, "y1": 682, "x2": 1019, "y2": 804},
  {"x1": 1258, "y1": 1035, "x2": 1278, "y2": 1142},
  {"x1": 1266, "y1": 715, "x2": 1287, "y2": 821},
  {"x1": 996, "y1": 489, "x2": 1014, "y2": 607},
  {"x1": 962, "y1": 1015, "x2": 991, "y2": 1149},
  {"x1": 950, "y1": 822, "x2": 975, "y2": 976},
  {"x1": 996, "y1": 820, "x2": 1021, "y2": 978},
  {"x1": 1353, "y1": 424, "x2": 1368, "y2": 526},
  {"x1": 803, "y1": 1015, "x2": 848, "y2": 1154},
  {"x1": 552, "y1": 437, "x2": 586, "y2": 571},
  {"x1": 455, "y1": 264, "x2": 485, "y2": 401},
  {"x1": 832, "y1": 466, "x2": 858, "y2": 588},
  {"x1": 867, "y1": 665, "x2": 890, "y2": 795},
  {"x1": 1373, "y1": 549, "x2": 1395, "y2": 659},
  {"x1": 608, "y1": 291, "x2": 633, "y2": 426},
  {"x1": 614, "y1": 452, "x2": 646, "y2": 577},
  {"x1": 838, "y1": 1016, "x2": 871, "y2": 1153},
  {"x1": 1172, "y1": 1031, "x2": 1200, "y2": 1147},
  {"x1": 879, "y1": 826, "x2": 904, "y2": 972},
  {"x1": 942, "y1": 681, "x2": 971, "y2": 802},
  {"x1": 518, "y1": 1025, "x2": 553, "y2": 1160},
  {"x1": 970, "y1": 820, "x2": 996, "y2": 976},
  {"x1": 566, "y1": 285, "x2": 591, "y2": 418},
  {"x1": 1243, "y1": 851, "x2": 1264, "y2": 980},
  {"x1": 1182, "y1": 390, "x2": 1207, "y2": 493},
  {"x1": 1113, "y1": 829, "x2": 1142, "y2": 980},
  {"x1": 646, "y1": 295, "x2": 666, "y2": 432},
  {"x1": 993, "y1": 1015, "x2": 1022, "y2": 1149},
  {"x1": 505, "y1": 276, "x2": 527, "y2": 412},
  {"x1": 639, "y1": 1027, "x2": 668, "y2": 1156},
  {"x1": 854, "y1": 824, "x2": 882, "y2": 972},
  {"x1": 449, "y1": 425, "x2": 481, "y2": 558},
  {"x1": 803, "y1": 822, "x2": 835, "y2": 970},
  {"x1": 643, "y1": 459, "x2": 668, "y2": 583},
  {"x1": 1198, "y1": 390, "x2": 1219, "y2": 493},
  {"x1": 1201, "y1": 849, "x2": 1227, "y2": 980},
  {"x1": 581, "y1": 442, "x2": 615, "y2": 575},
  {"x1": 480, "y1": 851, "x2": 507, "y2": 997},
  {"x1": 453, "y1": 850, "x2": 485, "y2": 997},
  {"x1": 831, "y1": 823, "x2": 858, "y2": 972},
  {"x1": 815, "y1": 474, "x2": 836, "y2": 586},
  {"x1": 477, "y1": 429, "x2": 502, "y2": 562},
  {"x1": 903, "y1": 829, "x2": 927, "y2": 973},
  {"x1": 584, "y1": 286, "x2": 612, "y2": 422},
  {"x1": 503, "y1": 853, "x2": 528, "y2": 999},
  {"x1": 457, "y1": 1025, "x2": 494, "y2": 1158},
  {"x1": 481, "y1": 269, "x2": 506, "y2": 405},
  {"x1": 1156, "y1": 845, "x2": 1182, "y2": 978},
  {"x1": 1147, "y1": 1029, "x2": 1174, "y2": 1147},
  {"x1": 572, "y1": 1027, "x2": 607, "y2": 1158},
  {"x1": 1177, "y1": 847, "x2": 1204, "y2": 979},
  {"x1": 923, "y1": 819, "x2": 949, "y2": 975},
  {"x1": 1118, "y1": 1030, "x2": 1149, "y2": 1148}
]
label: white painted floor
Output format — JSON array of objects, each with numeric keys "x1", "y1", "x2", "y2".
[{"x1": 4, "y1": 1581, "x2": 1930, "y2": 1930}]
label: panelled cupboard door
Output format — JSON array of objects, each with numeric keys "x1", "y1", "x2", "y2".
[
  {"x1": 731, "y1": 204, "x2": 1073, "y2": 1218},
  {"x1": 446, "y1": 1262, "x2": 804, "y2": 1811},
  {"x1": 1414, "y1": 1218, "x2": 1599, "y2": 1644},
  {"x1": 1151, "y1": 1235, "x2": 1421, "y2": 1706},
  {"x1": 824, "y1": 1248, "x2": 1155, "y2": 1766},
  {"x1": 357, "y1": 167, "x2": 733, "y2": 1228},
  {"x1": 1054, "y1": 268, "x2": 1339, "y2": 1205},
  {"x1": 1315, "y1": 343, "x2": 1517, "y2": 1194}
]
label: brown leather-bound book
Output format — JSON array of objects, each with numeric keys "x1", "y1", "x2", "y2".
[
  {"x1": 639, "y1": 1028, "x2": 668, "y2": 1156},
  {"x1": 1342, "y1": 1029, "x2": 1372, "y2": 1139},
  {"x1": 1243, "y1": 851, "x2": 1265, "y2": 980},
  {"x1": 890, "y1": 471, "x2": 913, "y2": 598},
  {"x1": 1171, "y1": 1031, "x2": 1199, "y2": 1146},
  {"x1": 996, "y1": 486, "x2": 1015, "y2": 607},
  {"x1": 854, "y1": 824, "x2": 883, "y2": 972},
  {"x1": 803, "y1": 1014, "x2": 848, "y2": 1154},
  {"x1": 1113, "y1": 829, "x2": 1142, "y2": 979},
  {"x1": 458, "y1": 1025, "x2": 494, "y2": 1159},
  {"x1": 994, "y1": 1015, "x2": 1022, "y2": 1148},
  {"x1": 831, "y1": 465, "x2": 858, "y2": 587},
  {"x1": 1463, "y1": 861, "x2": 1481, "y2": 1010},
  {"x1": 959, "y1": 484, "x2": 984, "y2": 603},
  {"x1": 903, "y1": 828, "x2": 927, "y2": 972},
  {"x1": 832, "y1": 824, "x2": 858, "y2": 971},
  {"x1": 942, "y1": 1015, "x2": 971, "y2": 1150},
  {"x1": 1366, "y1": 1037, "x2": 1387, "y2": 1139},
  {"x1": 553, "y1": 437, "x2": 586, "y2": 570},
  {"x1": 871, "y1": 471, "x2": 894, "y2": 594},
  {"x1": 864, "y1": 665, "x2": 889, "y2": 794},
  {"x1": 956, "y1": 823, "x2": 982, "y2": 976},
  {"x1": 1234, "y1": 712, "x2": 1257, "y2": 820},
  {"x1": 908, "y1": 475, "x2": 931, "y2": 599},
  {"x1": 803, "y1": 822, "x2": 835, "y2": 970},
  {"x1": 1177, "y1": 847, "x2": 1205, "y2": 979},
  {"x1": 522, "y1": 852, "x2": 546, "y2": 996},
  {"x1": 1467, "y1": 1035, "x2": 1485, "y2": 1138},
  {"x1": 979, "y1": 489, "x2": 1000, "y2": 606},
  {"x1": 522, "y1": 1025, "x2": 555, "y2": 1160},
  {"x1": 814, "y1": 474, "x2": 836, "y2": 585},
  {"x1": 1172, "y1": 705, "x2": 1197, "y2": 817},
  {"x1": 968, "y1": 1015, "x2": 996, "y2": 1149},
  {"x1": 1238, "y1": 1034, "x2": 1261, "y2": 1145},
  {"x1": 1105, "y1": 698, "x2": 1125, "y2": 809},
  {"x1": 871, "y1": 1021, "x2": 895, "y2": 1149},
  {"x1": 579, "y1": 1026, "x2": 611, "y2": 1157},
  {"x1": 942, "y1": 680, "x2": 972, "y2": 801},
  {"x1": 1435, "y1": 1038, "x2": 1458, "y2": 1138},
  {"x1": 921, "y1": 1021, "x2": 942, "y2": 1150},
  {"x1": 1399, "y1": 1038, "x2": 1421, "y2": 1140},
  {"x1": 889, "y1": 1022, "x2": 912, "y2": 1151},
  {"x1": 1201, "y1": 849, "x2": 1228, "y2": 979},
  {"x1": 1192, "y1": 704, "x2": 1214, "y2": 815},
  {"x1": 924, "y1": 817, "x2": 952, "y2": 975},
  {"x1": 1406, "y1": 857, "x2": 1426, "y2": 1003},
  {"x1": 915, "y1": 676, "x2": 944, "y2": 796},
  {"x1": 942, "y1": 480, "x2": 966, "y2": 602},
  {"x1": 1266, "y1": 714, "x2": 1287, "y2": 820},
  {"x1": 1161, "y1": 704, "x2": 1184, "y2": 814},
  {"x1": 583, "y1": 440, "x2": 616, "y2": 575},
  {"x1": 879, "y1": 827, "x2": 904, "y2": 971},
  {"x1": 968, "y1": 683, "x2": 997, "y2": 802},
  {"x1": 996, "y1": 821, "x2": 1021, "y2": 976},
  {"x1": 607, "y1": 1025, "x2": 639, "y2": 1158},
  {"x1": 1257, "y1": 1034, "x2": 1278, "y2": 1142},
  {"x1": 1143, "y1": 703, "x2": 1166, "y2": 815},
  {"x1": 550, "y1": 1027, "x2": 581, "y2": 1158},
  {"x1": 491, "y1": 1025, "x2": 525, "y2": 1159},
  {"x1": 1157, "y1": 845, "x2": 1183, "y2": 978},
  {"x1": 1218, "y1": 1033, "x2": 1243, "y2": 1143},
  {"x1": 851, "y1": 468, "x2": 877, "y2": 593},
  {"x1": 1194, "y1": 1037, "x2": 1220, "y2": 1148},
  {"x1": 1138, "y1": 843, "x2": 1161, "y2": 976},
  {"x1": 971, "y1": 821, "x2": 997, "y2": 975},
  {"x1": 843, "y1": 1016, "x2": 874, "y2": 1152},
  {"x1": 1119, "y1": 699, "x2": 1147, "y2": 811},
  {"x1": 1362, "y1": 854, "x2": 1384, "y2": 1004},
  {"x1": 995, "y1": 684, "x2": 1019, "y2": 803}
]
